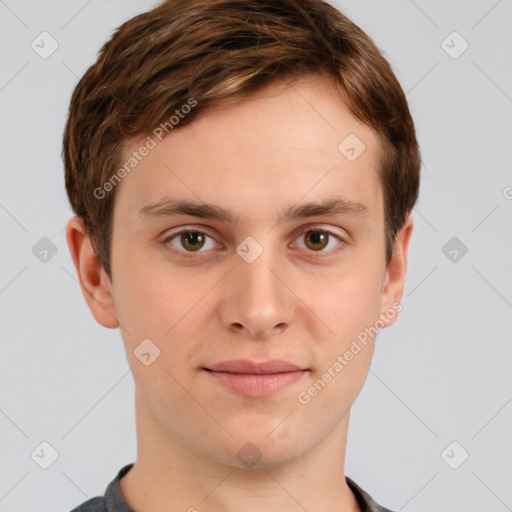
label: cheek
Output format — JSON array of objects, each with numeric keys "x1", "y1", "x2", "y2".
[
  {"x1": 111, "y1": 252, "x2": 190, "y2": 337},
  {"x1": 112, "y1": 259, "x2": 210, "y2": 382},
  {"x1": 296, "y1": 276, "x2": 381, "y2": 416},
  {"x1": 309, "y1": 269, "x2": 383, "y2": 340}
]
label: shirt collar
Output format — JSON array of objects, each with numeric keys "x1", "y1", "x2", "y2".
[{"x1": 105, "y1": 463, "x2": 392, "y2": 512}]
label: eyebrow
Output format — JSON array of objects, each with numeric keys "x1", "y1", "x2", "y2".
[{"x1": 137, "y1": 196, "x2": 370, "y2": 225}]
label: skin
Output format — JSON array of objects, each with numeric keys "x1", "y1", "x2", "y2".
[{"x1": 66, "y1": 74, "x2": 413, "y2": 512}]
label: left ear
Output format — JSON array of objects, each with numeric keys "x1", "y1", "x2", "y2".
[{"x1": 379, "y1": 214, "x2": 414, "y2": 328}]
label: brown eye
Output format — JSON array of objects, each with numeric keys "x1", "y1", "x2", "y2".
[
  {"x1": 294, "y1": 228, "x2": 344, "y2": 254},
  {"x1": 165, "y1": 230, "x2": 216, "y2": 254},
  {"x1": 304, "y1": 230, "x2": 330, "y2": 251},
  {"x1": 179, "y1": 231, "x2": 206, "y2": 252}
]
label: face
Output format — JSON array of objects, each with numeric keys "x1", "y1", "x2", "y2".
[{"x1": 72, "y1": 75, "x2": 411, "y2": 469}]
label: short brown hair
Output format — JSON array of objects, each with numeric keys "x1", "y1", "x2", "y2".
[{"x1": 63, "y1": 0, "x2": 421, "y2": 280}]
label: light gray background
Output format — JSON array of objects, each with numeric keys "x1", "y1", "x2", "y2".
[{"x1": 0, "y1": 0, "x2": 511, "y2": 511}]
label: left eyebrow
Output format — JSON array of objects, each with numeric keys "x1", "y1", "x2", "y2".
[
  {"x1": 137, "y1": 196, "x2": 370, "y2": 225},
  {"x1": 278, "y1": 196, "x2": 370, "y2": 223}
]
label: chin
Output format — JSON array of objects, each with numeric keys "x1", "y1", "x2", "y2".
[
  {"x1": 211, "y1": 425, "x2": 306, "y2": 470},
  {"x1": 221, "y1": 442, "x2": 301, "y2": 471}
]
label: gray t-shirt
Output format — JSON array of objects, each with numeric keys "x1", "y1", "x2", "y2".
[{"x1": 69, "y1": 463, "x2": 394, "y2": 512}]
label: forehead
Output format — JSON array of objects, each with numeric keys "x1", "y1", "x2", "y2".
[{"x1": 113, "y1": 75, "x2": 383, "y2": 228}]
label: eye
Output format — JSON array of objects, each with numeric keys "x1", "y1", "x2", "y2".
[
  {"x1": 163, "y1": 229, "x2": 218, "y2": 256},
  {"x1": 292, "y1": 227, "x2": 345, "y2": 254},
  {"x1": 163, "y1": 226, "x2": 345, "y2": 259}
]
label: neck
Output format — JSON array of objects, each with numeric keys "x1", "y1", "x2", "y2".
[{"x1": 120, "y1": 390, "x2": 361, "y2": 512}]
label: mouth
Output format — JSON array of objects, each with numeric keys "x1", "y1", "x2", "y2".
[{"x1": 203, "y1": 359, "x2": 309, "y2": 397}]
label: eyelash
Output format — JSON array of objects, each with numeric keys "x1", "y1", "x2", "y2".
[{"x1": 162, "y1": 225, "x2": 346, "y2": 259}]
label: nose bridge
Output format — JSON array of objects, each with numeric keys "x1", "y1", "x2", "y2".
[
  {"x1": 223, "y1": 235, "x2": 294, "y2": 336},
  {"x1": 240, "y1": 244, "x2": 280, "y2": 298}
]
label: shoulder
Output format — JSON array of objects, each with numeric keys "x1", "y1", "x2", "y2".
[
  {"x1": 68, "y1": 496, "x2": 107, "y2": 512},
  {"x1": 346, "y1": 476, "x2": 396, "y2": 512},
  {"x1": 68, "y1": 463, "x2": 134, "y2": 512}
]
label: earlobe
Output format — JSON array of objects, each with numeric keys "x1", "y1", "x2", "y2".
[
  {"x1": 65, "y1": 216, "x2": 120, "y2": 329},
  {"x1": 379, "y1": 214, "x2": 414, "y2": 328}
]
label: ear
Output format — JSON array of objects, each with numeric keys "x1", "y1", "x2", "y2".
[
  {"x1": 65, "y1": 216, "x2": 120, "y2": 329},
  {"x1": 379, "y1": 214, "x2": 414, "y2": 328}
]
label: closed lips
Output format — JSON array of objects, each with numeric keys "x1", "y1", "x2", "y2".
[
  {"x1": 204, "y1": 359, "x2": 306, "y2": 374},
  {"x1": 203, "y1": 359, "x2": 309, "y2": 397}
]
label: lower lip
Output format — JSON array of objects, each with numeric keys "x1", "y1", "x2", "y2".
[{"x1": 204, "y1": 369, "x2": 307, "y2": 397}]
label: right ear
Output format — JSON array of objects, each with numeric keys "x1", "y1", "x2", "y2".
[{"x1": 65, "y1": 216, "x2": 120, "y2": 329}]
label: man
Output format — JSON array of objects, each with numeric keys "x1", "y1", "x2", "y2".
[{"x1": 64, "y1": 1, "x2": 420, "y2": 510}]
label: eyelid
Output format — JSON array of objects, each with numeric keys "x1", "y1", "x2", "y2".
[{"x1": 292, "y1": 223, "x2": 347, "y2": 239}]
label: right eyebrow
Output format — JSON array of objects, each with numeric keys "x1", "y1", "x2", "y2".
[{"x1": 138, "y1": 198, "x2": 237, "y2": 223}]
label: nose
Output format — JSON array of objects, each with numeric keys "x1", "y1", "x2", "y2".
[{"x1": 219, "y1": 243, "x2": 295, "y2": 339}]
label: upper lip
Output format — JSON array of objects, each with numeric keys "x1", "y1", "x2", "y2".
[{"x1": 205, "y1": 359, "x2": 305, "y2": 374}]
